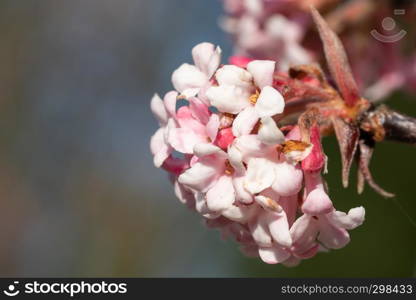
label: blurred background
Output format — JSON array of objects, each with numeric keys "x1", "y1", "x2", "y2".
[{"x1": 0, "y1": 0, "x2": 414, "y2": 277}]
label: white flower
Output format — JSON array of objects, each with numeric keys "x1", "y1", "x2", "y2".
[
  {"x1": 171, "y1": 42, "x2": 221, "y2": 98},
  {"x1": 206, "y1": 60, "x2": 285, "y2": 140}
]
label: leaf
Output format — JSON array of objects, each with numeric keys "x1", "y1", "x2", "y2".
[
  {"x1": 332, "y1": 117, "x2": 359, "y2": 188},
  {"x1": 310, "y1": 7, "x2": 361, "y2": 107}
]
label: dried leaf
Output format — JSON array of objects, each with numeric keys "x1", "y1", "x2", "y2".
[
  {"x1": 289, "y1": 64, "x2": 326, "y2": 84},
  {"x1": 357, "y1": 164, "x2": 365, "y2": 194},
  {"x1": 310, "y1": 7, "x2": 360, "y2": 107},
  {"x1": 332, "y1": 117, "x2": 359, "y2": 188},
  {"x1": 358, "y1": 140, "x2": 395, "y2": 198},
  {"x1": 298, "y1": 108, "x2": 320, "y2": 143}
]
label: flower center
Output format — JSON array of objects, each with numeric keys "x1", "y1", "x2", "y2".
[
  {"x1": 249, "y1": 90, "x2": 260, "y2": 105},
  {"x1": 265, "y1": 197, "x2": 282, "y2": 212},
  {"x1": 281, "y1": 140, "x2": 310, "y2": 153},
  {"x1": 219, "y1": 113, "x2": 235, "y2": 129},
  {"x1": 224, "y1": 160, "x2": 235, "y2": 175}
]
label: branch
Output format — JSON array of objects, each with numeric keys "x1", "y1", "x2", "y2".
[{"x1": 360, "y1": 105, "x2": 416, "y2": 145}]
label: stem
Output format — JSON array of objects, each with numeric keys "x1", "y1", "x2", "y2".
[{"x1": 361, "y1": 105, "x2": 416, "y2": 145}]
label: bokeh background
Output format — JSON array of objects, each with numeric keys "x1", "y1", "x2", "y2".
[{"x1": 0, "y1": 0, "x2": 414, "y2": 277}]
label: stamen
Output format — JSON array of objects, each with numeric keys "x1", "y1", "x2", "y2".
[
  {"x1": 224, "y1": 160, "x2": 235, "y2": 175},
  {"x1": 282, "y1": 140, "x2": 310, "y2": 153},
  {"x1": 249, "y1": 90, "x2": 260, "y2": 105},
  {"x1": 265, "y1": 198, "x2": 283, "y2": 212},
  {"x1": 219, "y1": 113, "x2": 235, "y2": 129},
  {"x1": 255, "y1": 196, "x2": 283, "y2": 212}
]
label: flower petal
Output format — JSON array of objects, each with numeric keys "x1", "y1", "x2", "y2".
[
  {"x1": 293, "y1": 243, "x2": 319, "y2": 259},
  {"x1": 290, "y1": 214, "x2": 319, "y2": 254},
  {"x1": 254, "y1": 86, "x2": 285, "y2": 118},
  {"x1": 283, "y1": 145, "x2": 313, "y2": 164},
  {"x1": 267, "y1": 211, "x2": 293, "y2": 247},
  {"x1": 318, "y1": 218, "x2": 350, "y2": 249},
  {"x1": 206, "y1": 175, "x2": 235, "y2": 211},
  {"x1": 233, "y1": 175, "x2": 253, "y2": 204},
  {"x1": 227, "y1": 145, "x2": 245, "y2": 175},
  {"x1": 192, "y1": 42, "x2": 222, "y2": 78},
  {"x1": 150, "y1": 128, "x2": 171, "y2": 167},
  {"x1": 215, "y1": 65, "x2": 253, "y2": 89},
  {"x1": 232, "y1": 106, "x2": 259, "y2": 137},
  {"x1": 206, "y1": 85, "x2": 251, "y2": 114},
  {"x1": 178, "y1": 157, "x2": 224, "y2": 192},
  {"x1": 244, "y1": 158, "x2": 275, "y2": 194},
  {"x1": 189, "y1": 97, "x2": 210, "y2": 124},
  {"x1": 247, "y1": 60, "x2": 276, "y2": 89},
  {"x1": 232, "y1": 134, "x2": 273, "y2": 161},
  {"x1": 206, "y1": 113, "x2": 220, "y2": 142},
  {"x1": 193, "y1": 143, "x2": 224, "y2": 157},
  {"x1": 194, "y1": 192, "x2": 221, "y2": 219},
  {"x1": 258, "y1": 246, "x2": 291, "y2": 264},
  {"x1": 254, "y1": 195, "x2": 282, "y2": 212},
  {"x1": 328, "y1": 206, "x2": 365, "y2": 230},
  {"x1": 174, "y1": 180, "x2": 195, "y2": 206},
  {"x1": 150, "y1": 93, "x2": 168, "y2": 125},
  {"x1": 176, "y1": 106, "x2": 207, "y2": 136},
  {"x1": 302, "y1": 188, "x2": 334, "y2": 215},
  {"x1": 222, "y1": 204, "x2": 257, "y2": 223},
  {"x1": 163, "y1": 91, "x2": 178, "y2": 118},
  {"x1": 272, "y1": 161, "x2": 303, "y2": 196},
  {"x1": 249, "y1": 216, "x2": 273, "y2": 247},
  {"x1": 279, "y1": 195, "x2": 298, "y2": 227},
  {"x1": 215, "y1": 127, "x2": 235, "y2": 150},
  {"x1": 168, "y1": 127, "x2": 207, "y2": 154},
  {"x1": 162, "y1": 156, "x2": 188, "y2": 176},
  {"x1": 258, "y1": 116, "x2": 285, "y2": 145},
  {"x1": 171, "y1": 63, "x2": 207, "y2": 96}
]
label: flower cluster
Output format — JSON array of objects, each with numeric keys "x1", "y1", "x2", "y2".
[
  {"x1": 221, "y1": 0, "x2": 312, "y2": 70},
  {"x1": 150, "y1": 43, "x2": 365, "y2": 266},
  {"x1": 221, "y1": 0, "x2": 416, "y2": 100}
]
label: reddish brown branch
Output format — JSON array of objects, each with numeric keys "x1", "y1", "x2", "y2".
[{"x1": 361, "y1": 105, "x2": 416, "y2": 145}]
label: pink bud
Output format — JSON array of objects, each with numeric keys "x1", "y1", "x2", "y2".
[
  {"x1": 301, "y1": 125, "x2": 325, "y2": 172},
  {"x1": 162, "y1": 156, "x2": 189, "y2": 176},
  {"x1": 229, "y1": 56, "x2": 253, "y2": 68},
  {"x1": 302, "y1": 171, "x2": 333, "y2": 215},
  {"x1": 215, "y1": 127, "x2": 235, "y2": 150}
]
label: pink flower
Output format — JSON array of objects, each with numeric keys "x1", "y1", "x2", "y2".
[
  {"x1": 167, "y1": 101, "x2": 219, "y2": 154},
  {"x1": 291, "y1": 206, "x2": 365, "y2": 253},
  {"x1": 150, "y1": 91, "x2": 176, "y2": 167},
  {"x1": 206, "y1": 60, "x2": 286, "y2": 143},
  {"x1": 229, "y1": 55, "x2": 253, "y2": 68},
  {"x1": 221, "y1": 0, "x2": 416, "y2": 99},
  {"x1": 221, "y1": 0, "x2": 312, "y2": 69},
  {"x1": 150, "y1": 90, "x2": 220, "y2": 159},
  {"x1": 178, "y1": 143, "x2": 257, "y2": 222}
]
